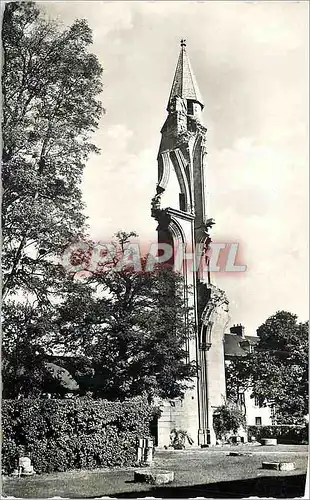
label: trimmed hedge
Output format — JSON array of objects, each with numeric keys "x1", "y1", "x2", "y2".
[
  {"x1": 248, "y1": 424, "x2": 308, "y2": 445},
  {"x1": 2, "y1": 397, "x2": 157, "y2": 474}
]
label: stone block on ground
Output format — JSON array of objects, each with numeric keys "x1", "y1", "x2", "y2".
[
  {"x1": 228, "y1": 451, "x2": 252, "y2": 457},
  {"x1": 262, "y1": 462, "x2": 280, "y2": 470},
  {"x1": 262, "y1": 461, "x2": 295, "y2": 471},
  {"x1": 134, "y1": 469, "x2": 174, "y2": 485},
  {"x1": 261, "y1": 438, "x2": 277, "y2": 446},
  {"x1": 279, "y1": 462, "x2": 296, "y2": 471}
]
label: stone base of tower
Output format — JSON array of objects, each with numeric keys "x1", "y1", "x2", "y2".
[
  {"x1": 156, "y1": 283, "x2": 229, "y2": 450},
  {"x1": 198, "y1": 424, "x2": 217, "y2": 447},
  {"x1": 156, "y1": 388, "x2": 219, "y2": 448},
  {"x1": 156, "y1": 387, "x2": 199, "y2": 448},
  {"x1": 157, "y1": 399, "x2": 223, "y2": 449}
]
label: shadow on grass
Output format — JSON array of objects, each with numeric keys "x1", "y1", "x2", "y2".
[{"x1": 110, "y1": 473, "x2": 306, "y2": 498}]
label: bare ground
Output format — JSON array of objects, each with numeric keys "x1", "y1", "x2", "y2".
[{"x1": 2, "y1": 444, "x2": 308, "y2": 498}]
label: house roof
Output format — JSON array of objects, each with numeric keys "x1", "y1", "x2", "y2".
[
  {"x1": 224, "y1": 333, "x2": 259, "y2": 358},
  {"x1": 242, "y1": 336, "x2": 260, "y2": 344},
  {"x1": 224, "y1": 334, "x2": 247, "y2": 357}
]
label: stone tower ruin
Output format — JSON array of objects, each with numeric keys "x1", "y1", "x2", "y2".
[{"x1": 151, "y1": 40, "x2": 229, "y2": 447}]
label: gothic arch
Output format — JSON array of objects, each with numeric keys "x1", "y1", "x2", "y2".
[
  {"x1": 170, "y1": 149, "x2": 192, "y2": 212},
  {"x1": 168, "y1": 215, "x2": 186, "y2": 245},
  {"x1": 157, "y1": 151, "x2": 171, "y2": 191}
]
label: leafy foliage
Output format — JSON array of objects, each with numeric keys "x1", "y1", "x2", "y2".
[
  {"x1": 2, "y1": 3, "x2": 195, "y2": 405},
  {"x1": 225, "y1": 356, "x2": 252, "y2": 404},
  {"x1": 247, "y1": 425, "x2": 308, "y2": 445},
  {"x1": 253, "y1": 313, "x2": 308, "y2": 423},
  {"x1": 2, "y1": 396, "x2": 157, "y2": 473},
  {"x1": 225, "y1": 311, "x2": 309, "y2": 424},
  {"x1": 52, "y1": 232, "x2": 197, "y2": 401},
  {"x1": 3, "y1": 232, "x2": 196, "y2": 402},
  {"x1": 213, "y1": 401, "x2": 246, "y2": 439},
  {"x1": 2, "y1": 1, "x2": 103, "y2": 300},
  {"x1": 2, "y1": 1, "x2": 103, "y2": 391},
  {"x1": 169, "y1": 428, "x2": 194, "y2": 449}
]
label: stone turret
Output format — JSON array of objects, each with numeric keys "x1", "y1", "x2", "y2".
[{"x1": 152, "y1": 40, "x2": 229, "y2": 447}]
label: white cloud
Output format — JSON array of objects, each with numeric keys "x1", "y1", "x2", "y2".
[
  {"x1": 42, "y1": 1, "x2": 308, "y2": 333},
  {"x1": 210, "y1": 133, "x2": 308, "y2": 331},
  {"x1": 41, "y1": 1, "x2": 133, "y2": 36},
  {"x1": 82, "y1": 124, "x2": 156, "y2": 242}
]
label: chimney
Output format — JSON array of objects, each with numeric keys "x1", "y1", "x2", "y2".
[{"x1": 230, "y1": 324, "x2": 245, "y2": 337}]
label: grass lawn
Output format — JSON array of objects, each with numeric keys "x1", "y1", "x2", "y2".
[{"x1": 2, "y1": 444, "x2": 308, "y2": 498}]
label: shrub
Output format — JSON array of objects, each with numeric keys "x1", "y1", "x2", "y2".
[
  {"x1": 2, "y1": 396, "x2": 158, "y2": 474},
  {"x1": 213, "y1": 401, "x2": 246, "y2": 439},
  {"x1": 169, "y1": 429, "x2": 194, "y2": 449},
  {"x1": 247, "y1": 424, "x2": 308, "y2": 444}
]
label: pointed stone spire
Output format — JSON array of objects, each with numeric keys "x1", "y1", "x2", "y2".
[{"x1": 168, "y1": 39, "x2": 204, "y2": 110}]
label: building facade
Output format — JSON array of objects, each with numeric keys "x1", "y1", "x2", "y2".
[
  {"x1": 224, "y1": 324, "x2": 274, "y2": 427},
  {"x1": 151, "y1": 40, "x2": 229, "y2": 447}
]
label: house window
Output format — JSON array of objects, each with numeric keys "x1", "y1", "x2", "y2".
[
  {"x1": 255, "y1": 417, "x2": 262, "y2": 426},
  {"x1": 238, "y1": 392, "x2": 245, "y2": 405},
  {"x1": 254, "y1": 396, "x2": 260, "y2": 407}
]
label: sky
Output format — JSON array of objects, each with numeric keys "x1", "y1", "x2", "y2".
[{"x1": 42, "y1": 1, "x2": 309, "y2": 334}]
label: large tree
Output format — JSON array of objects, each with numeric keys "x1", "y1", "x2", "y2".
[
  {"x1": 2, "y1": 2, "x2": 103, "y2": 379},
  {"x1": 2, "y1": 4, "x2": 196, "y2": 403},
  {"x1": 3, "y1": 231, "x2": 197, "y2": 401},
  {"x1": 50, "y1": 232, "x2": 197, "y2": 401},
  {"x1": 2, "y1": 1, "x2": 103, "y2": 301},
  {"x1": 226, "y1": 311, "x2": 308, "y2": 424}
]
